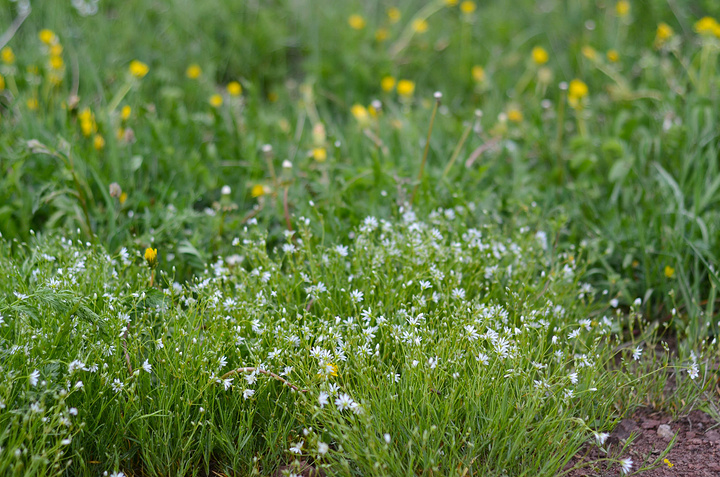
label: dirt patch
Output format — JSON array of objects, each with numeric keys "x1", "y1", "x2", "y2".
[{"x1": 565, "y1": 408, "x2": 720, "y2": 476}]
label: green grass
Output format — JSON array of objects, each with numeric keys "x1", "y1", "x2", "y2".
[{"x1": 0, "y1": 0, "x2": 719, "y2": 475}]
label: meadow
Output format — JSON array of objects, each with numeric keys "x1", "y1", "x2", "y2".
[{"x1": 0, "y1": 0, "x2": 719, "y2": 475}]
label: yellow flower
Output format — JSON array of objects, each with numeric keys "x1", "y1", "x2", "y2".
[
  {"x1": 312, "y1": 147, "x2": 327, "y2": 162},
  {"x1": 507, "y1": 109, "x2": 523, "y2": 123},
  {"x1": 79, "y1": 108, "x2": 97, "y2": 136},
  {"x1": 664, "y1": 266, "x2": 675, "y2": 278},
  {"x1": 39, "y1": 29, "x2": 57, "y2": 45},
  {"x1": 396, "y1": 79, "x2": 415, "y2": 97},
  {"x1": 694, "y1": 16, "x2": 720, "y2": 37},
  {"x1": 116, "y1": 127, "x2": 125, "y2": 140},
  {"x1": 129, "y1": 60, "x2": 149, "y2": 78},
  {"x1": 655, "y1": 22, "x2": 674, "y2": 47},
  {"x1": 663, "y1": 459, "x2": 674, "y2": 468},
  {"x1": 445, "y1": 0, "x2": 459, "y2": 6},
  {"x1": 49, "y1": 55, "x2": 64, "y2": 70},
  {"x1": 568, "y1": 79, "x2": 589, "y2": 109},
  {"x1": 615, "y1": 0, "x2": 630, "y2": 17},
  {"x1": 1, "y1": 47, "x2": 15, "y2": 65},
  {"x1": 119, "y1": 192, "x2": 128, "y2": 205},
  {"x1": 471, "y1": 65, "x2": 485, "y2": 82},
  {"x1": 50, "y1": 44, "x2": 63, "y2": 56},
  {"x1": 144, "y1": 247, "x2": 158, "y2": 269},
  {"x1": 460, "y1": 1, "x2": 476, "y2": 14},
  {"x1": 185, "y1": 64, "x2": 202, "y2": 79},
  {"x1": 606, "y1": 49, "x2": 619, "y2": 62},
  {"x1": 412, "y1": 19, "x2": 429, "y2": 33},
  {"x1": 121, "y1": 105, "x2": 132, "y2": 121},
  {"x1": 582, "y1": 46, "x2": 597, "y2": 60},
  {"x1": 375, "y1": 28, "x2": 389, "y2": 42},
  {"x1": 0, "y1": 74, "x2": 4, "y2": 91},
  {"x1": 381, "y1": 75, "x2": 396, "y2": 92},
  {"x1": 251, "y1": 184, "x2": 269, "y2": 198},
  {"x1": 531, "y1": 46, "x2": 549, "y2": 65},
  {"x1": 209, "y1": 94, "x2": 223, "y2": 108},
  {"x1": 329, "y1": 363, "x2": 338, "y2": 377},
  {"x1": 387, "y1": 7, "x2": 401, "y2": 23},
  {"x1": 93, "y1": 134, "x2": 105, "y2": 150},
  {"x1": 351, "y1": 104, "x2": 370, "y2": 125},
  {"x1": 348, "y1": 14, "x2": 366, "y2": 30},
  {"x1": 27, "y1": 97, "x2": 39, "y2": 111},
  {"x1": 227, "y1": 81, "x2": 242, "y2": 96}
]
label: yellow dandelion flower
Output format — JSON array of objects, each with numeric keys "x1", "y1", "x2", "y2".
[
  {"x1": 396, "y1": 79, "x2": 415, "y2": 97},
  {"x1": 531, "y1": 46, "x2": 549, "y2": 65},
  {"x1": 129, "y1": 60, "x2": 149, "y2": 78},
  {"x1": 1, "y1": 47, "x2": 15, "y2": 65},
  {"x1": 39, "y1": 29, "x2": 57, "y2": 45},
  {"x1": 375, "y1": 28, "x2": 389, "y2": 42},
  {"x1": 381, "y1": 75, "x2": 396, "y2": 92},
  {"x1": 507, "y1": 109, "x2": 523, "y2": 123},
  {"x1": 387, "y1": 7, "x2": 401, "y2": 23},
  {"x1": 412, "y1": 19, "x2": 429, "y2": 33},
  {"x1": 460, "y1": 1, "x2": 476, "y2": 14},
  {"x1": 79, "y1": 108, "x2": 97, "y2": 136},
  {"x1": 0, "y1": 74, "x2": 4, "y2": 91},
  {"x1": 663, "y1": 459, "x2": 674, "y2": 468},
  {"x1": 694, "y1": 16, "x2": 720, "y2": 37},
  {"x1": 116, "y1": 127, "x2": 125, "y2": 140},
  {"x1": 50, "y1": 43, "x2": 63, "y2": 56},
  {"x1": 615, "y1": 0, "x2": 630, "y2": 17},
  {"x1": 606, "y1": 49, "x2": 619, "y2": 62},
  {"x1": 144, "y1": 247, "x2": 158, "y2": 269},
  {"x1": 445, "y1": 0, "x2": 459, "y2": 6},
  {"x1": 93, "y1": 134, "x2": 105, "y2": 151},
  {"x1": 568, "y1": 79, "x2": 588, "y2": 109},
  {"x1": 664, "y1": 266, "x2": 675, "y2": 278},
  {"x1": 185, "y1": 64, "x2": 202, "y2": 79},
  {"x1": 268, "y1": 91, "x2": 279, "y2": 102},
  {"x1": 655, "y1": 22, "x2": 674, "y2": 46},
  {"x1": 568, "y1": 79, "x2": 588, "y2": 99},
  {"x1": 348, "y1": 14, "x2": 366, "y2": 30},
  {"x1": 119, "y1": 192, "x2": 128, "y2": 205},
  {"x1": 251, "y1": 184, "x2": 269, "y2": 198},
  {"x1": 351, "y1": 103, "x2": 370, "y2": 124},
  {"x1": 227, "y1": 81, "x2": 242, "y2": 96},
  {"x1": 49, "y1": 55, "x2": 64, "y2": 70},
  {"x1": 329, "y1": 363, "x2": 338, "y2": 377},
  {"x1": 209, "y1": 94, "x2": 223, "y2": 108},
  {"x1": 582, "y1": 45, "x2": 597, "y2": 60},
  {"x1": 27, "y1": 97, "x2": 39, "y2": 111},
  {"x1": 121, "y1": 105, "x2": 132, "y2": 121},
  {"x1": 312, "y1": 147, "x2": 327, "y2": 162},
  {"x1": 471, "y1": 65, "x2": 485, "y2": 82}
]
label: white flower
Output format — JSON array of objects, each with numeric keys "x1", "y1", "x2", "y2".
[
  {"x1": 222, "y1": 378, "x2": 233, "y2": 391},
  {"x1": 218, "y1": 356, "x2": 228, "y2": 369},
  {"x1": 29, "y1": 369, "x2": 40, "y2": 387},
  {"x1": 350, "y1": 290, "x2": 364, "y2": 303},
  {"x1": 69, "y1": 408, "x2": 78, "y2": 416},
  {"x1": 384, "y1": 433, "x2": 391, "y2": 444},
  {"x1": 633, "y1": 346, "x2": 642, "y2": 361},
  {"x1": 142, "y1": 359, "x2": 152, "y2": 374},
  {"x1": 688, "y1": 363, "x2": 699, "y2": 380},
  {"x1": 335, "y1": 245, "x2": 349, "y2": 257},
  {"x1": 289, "y1": 440, "x2": 303, "y2": 454},
  {"x1": 74, "y1": 381, "x2": 84, "y2": 389},
  {"x1": 61, "y1": 438, "x2": 71, "y2": 445},
  {"x1": 477, "y1": 353, "x2": 489, "y2": 366},
  {"x1": 111, "y1": 379, "x2": 124, "y2": 393},
  {"x1": 569, "y1": 372, "x2": 578, "y2": 384},
  {"x1": 221, "y1": 185, "x2": 231, "y2": 195},
  {"x1": 317, "y1": 442, "x2": 329, "y2": 455},
  {"x1": 318, "y1": 391, "x2": 329, "y2": 408},
  {"x1": 619, "y1": 457, "x2": 633, "y2": 475},
  {"x1": 335, "y1": 393, "x2": 353, "y2": 411},
  {"x1": 243, "y1": 389, "x2": 255, "y2": 400},
  {"x1": 633, "y1": 298, "x2": 642, "y2": 307},
  {"x1": 109, "y1": 472, "x2": 126, "y2": 477},
  {"x1": 593, "y1": 432, "x2": 609, "y2": 446},
  {"x1": 610, "y1": 298, "x2": 619, "y2": 308},
  {"x1": 451, "y1": 288, "x2": 466, "y2": 300}
]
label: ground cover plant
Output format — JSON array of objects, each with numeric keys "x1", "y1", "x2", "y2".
[{"x1": 0, "y1": 0, "x2": 719, "y2": 475}]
